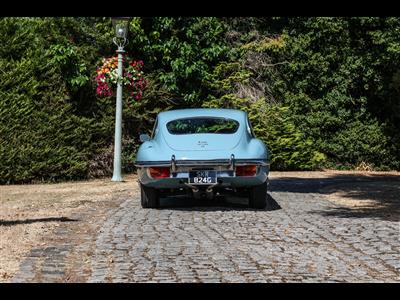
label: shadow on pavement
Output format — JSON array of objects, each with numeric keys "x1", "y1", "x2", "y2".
[
  {"x1": 149, "y1": 174, "x2": 399, "y2": 220},
  {"x1": 270, "y1": 174, "x2": 400, "y2": 222},
  {"x1": 269, "y1": 174, "x2": 400, "y2": 193},
  {"x1": 158, "y1": 193, "x2": 281, "y2": 212},
  {"x1": 0, "y1": 217, "x2": 78, "y2": 227},
  {"x1": 309, "y1": 206, "x2": 399, "y2": 222}
]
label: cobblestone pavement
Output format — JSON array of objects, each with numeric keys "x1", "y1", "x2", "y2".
[{"x1": 12, "y1": 177, "x2": 400, "y2": 282}]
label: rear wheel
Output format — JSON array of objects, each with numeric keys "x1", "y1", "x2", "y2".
[
  {"x1": 140, "y1": 183, "x2": 159, "y2": 208},
  {"x1": 249, "y1": 181, "x2": 268, "y2": 209}
]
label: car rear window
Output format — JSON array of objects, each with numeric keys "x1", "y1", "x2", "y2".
[{"x1": 166, "y1": 117, "x2": 240, "y2": 135}]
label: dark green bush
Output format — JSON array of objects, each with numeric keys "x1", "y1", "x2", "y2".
[
  {"x1": 203, "y1": 95, "x2": 326, "y2": 170},
  {"x1": 0, "y1": 18, "x2": 110, "y2": 183},
  {"x1": 1, "y1": 17, "x2": 399, "y2": 184}
]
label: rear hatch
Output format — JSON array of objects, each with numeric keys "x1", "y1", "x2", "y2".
[
  {"x1": 163, "y1": 133, "x2": 243, "y2": 151},
  {"x1": 162, "y1": 116, "x2": 243, "y2": 151}
]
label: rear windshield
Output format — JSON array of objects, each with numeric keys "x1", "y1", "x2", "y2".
[{"x1": 166, "y1": 117, "x2": 240, "y2": 135}]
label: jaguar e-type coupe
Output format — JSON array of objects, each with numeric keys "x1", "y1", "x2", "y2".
[{"x1": 135, "y1": 108, "x2": 270, "y2": 209}]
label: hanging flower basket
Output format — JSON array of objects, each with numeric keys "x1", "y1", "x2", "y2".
[{"x1": 95, "y1": 55, "x2": 148, "y2": 101}]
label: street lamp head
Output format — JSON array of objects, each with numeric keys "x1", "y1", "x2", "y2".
[{"x1": 112, "y1": 17, "x2": 131, "y2": 39}]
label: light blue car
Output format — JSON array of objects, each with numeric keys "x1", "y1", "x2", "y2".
[{"x1": 135, "y1": 108, "x2": 270, "y2": 209}]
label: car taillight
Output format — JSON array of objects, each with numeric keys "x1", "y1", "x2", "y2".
[
  {"x1": 148, "y1": 167, "x2": 170, "y2": 179},
  {"x1": 236, "y1": 165, "x2": 257, "y2": 176}
]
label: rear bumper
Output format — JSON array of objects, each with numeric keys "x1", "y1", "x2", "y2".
[
  {"x1": 135, "y1": 158, "x2": 269, "y2": 168},
  {"x1": 136, "y1": 164, "x2": 269, "y2": 189}
]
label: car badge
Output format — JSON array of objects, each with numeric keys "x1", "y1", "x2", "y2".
[{"x1": 197, "y1": 141, "x2": 208, "y2": 148}]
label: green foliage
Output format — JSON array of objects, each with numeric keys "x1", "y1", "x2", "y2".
[
  {"x1": 203, "y1": 95, "x2": 326, "y2": 170},
  {"x1": 231, "y1": 17, "x2": 400, "y2": 170},
  {"x1": 46, "y1": 44, "x2": 89, "y2": 91},
  {"x1": 208, "y1": 62, "x2": 252, "y2": 91},
  {"x1": 0, "y1": 17, "x2": 111, "y2": 183},
  {"x1": 1, "y1": 17, "x2": 400, "y2": 184},
  {"x1": 0, "y1": 37, "x2": 86, "y2": 182},
  {"x1": 204, "y1": 51, "x2": 326, "y2": 170},
  {"x1": 127, "y1": 17, "x2": 232, "y2": 104}
]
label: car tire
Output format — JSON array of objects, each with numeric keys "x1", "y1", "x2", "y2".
[
  {"x1": 140, "y1": 183, "x2": 159, "y2": 208},
  {"x1": 249, "y1": 181, "x2": 268, "y2": 209}
]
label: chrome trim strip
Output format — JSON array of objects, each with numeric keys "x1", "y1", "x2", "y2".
[{"x1": 135, "y1": 159, "x2": 269, "y2": 167}]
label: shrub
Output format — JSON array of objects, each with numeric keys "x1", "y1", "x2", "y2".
[{"x1": 202, "y1": 95, "x2": 326, "y2": 170}]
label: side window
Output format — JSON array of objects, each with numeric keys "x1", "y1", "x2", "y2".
[
  {"x1": 247, "y1": 117, "x2": 256, "y2": 138},
  {"x1": 151, "y1": 118, "x2": 158, "y2": 139}
]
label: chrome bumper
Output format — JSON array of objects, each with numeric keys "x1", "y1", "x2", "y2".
[{"x1": 135, "y1": 158, "x2": 269, "y2": 168}]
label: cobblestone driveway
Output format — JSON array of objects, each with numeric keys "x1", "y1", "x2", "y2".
[{"x1": 13, "y1": 177, "x2": 400, "y2": 282}]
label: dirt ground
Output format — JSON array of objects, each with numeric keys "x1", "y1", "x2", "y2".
[
  {"x1": 0, "y1": 175, "x2": 137, "y2": 282},
  {"x1": 1, "y1": 170, "x2": 399, "y2": 282}
]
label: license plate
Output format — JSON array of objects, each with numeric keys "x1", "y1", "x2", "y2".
[{"x1": 189, "y1": 170, "x2": 217, "y2": 184}]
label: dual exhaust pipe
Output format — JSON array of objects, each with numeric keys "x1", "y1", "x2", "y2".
[{"x1": 180, "y1": 179, "x2": 223, "y2": 200}]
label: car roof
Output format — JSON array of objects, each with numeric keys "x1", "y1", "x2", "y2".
[{"x1": 157, "y1": 108, "x2": 247, "y2": 124}]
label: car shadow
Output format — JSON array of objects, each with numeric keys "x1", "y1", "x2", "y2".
[
  {"x1": 158, "y1": 193, "x2": 281, "y2": 212},
  {"x1": 0, "y1": 217, "x2": 78, "y2": 227},
  {"x1": 156, "y1": 174, "x2": 399, "y2": 220}
]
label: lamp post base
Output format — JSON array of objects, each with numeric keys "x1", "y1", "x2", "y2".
[{"x1": 111, "y1": 174, "x2": 123, "y2": 182}]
